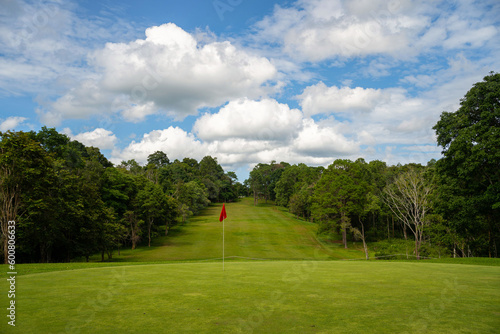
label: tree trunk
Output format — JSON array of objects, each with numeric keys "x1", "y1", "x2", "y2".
[
  {"x1": 148, "y1": 218, "x2": 152, "y2": 247},
  {"x1": 415, "y1": 238, "x2": 420, "y2": 260},
  {"x1": 387, "y1": 215, "x2": 390, "y2": 239},
  {"x1": 0, "y1": 169, "x2": 21, "y2": 264},
  {"x1": 361, "y1": 221, "x2": 369, "y2": 260},
  {"x1": 392, "y1": 215, "x2": 394, "y2": 238},
  {"x1": 489, "y1": 230, "x2": 492, "y2": 258},
  {"x1": 341, "y1": 211, "x2": 348, "y2": 249},
  {"x1": 131, "y1": 222, "x2": 137, "y2": 250}
]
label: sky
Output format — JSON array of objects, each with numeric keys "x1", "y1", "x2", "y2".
[{"x1": 1, "y1": 0, "x2": 499, "y2": 181}]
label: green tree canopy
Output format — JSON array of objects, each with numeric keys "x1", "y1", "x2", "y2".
[{"x1": 433, "y1": 72, "x2": 500, "y2": 257}]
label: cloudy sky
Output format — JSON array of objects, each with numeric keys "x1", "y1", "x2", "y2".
[{"x1": 1, "y1": 0, "x2": 499, "y2": 180}]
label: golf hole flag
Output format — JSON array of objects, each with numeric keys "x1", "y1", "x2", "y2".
[
  {"x1": 219, "y1": 203, "x2": 227, "y2": 222},
  {"x1": 220, "y1": 203, "x2": 227, "y2": 271}
]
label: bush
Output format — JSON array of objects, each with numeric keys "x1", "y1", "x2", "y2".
[{"x1": 372, "y1": 239, "x2": 451, "y2": 260}]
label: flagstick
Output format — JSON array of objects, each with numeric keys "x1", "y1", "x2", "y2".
[{"x1": 222, "y1": 217, "x2": 225, "y2": 271}]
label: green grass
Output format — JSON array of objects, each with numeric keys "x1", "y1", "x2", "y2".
[
  {"x1": 1, "y1": 198, "x2": 499, "y2": 333},
  {"x1": 1, "y1": 261, "x2": 499, "y2": 333},
  {"x1": 91, "y1": 198, "x2": 369, "y2": 262}
]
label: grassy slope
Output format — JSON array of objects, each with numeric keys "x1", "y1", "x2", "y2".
[
  {"x1": 95, "y1": 198, "x2": 368, "y2": 262},
  {"x1": 1, "y1": 261, "x2": 499, "y2": 333},
  {"x1": 1, "y1": 198, "x2": 499, "y2": 333}
]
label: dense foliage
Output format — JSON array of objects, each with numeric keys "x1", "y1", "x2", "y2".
[
  {"x1": 247, "y1": 73, "x2": 499, "y2": 259},
  {"x1": 1, "y1": 73, "x2": 498, "y2": 263},
  {"x1": 0, "y1": 127, "x2": 241, "y2": 263}
]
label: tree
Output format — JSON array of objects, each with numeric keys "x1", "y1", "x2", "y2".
[
  {"x1": 101, "y1": 168, "x2": 137, "y2": 217},
  {"x1": 247, "y1": 162, "x2": 287, "y2": 205},
  {"x1": 312, "y1": 159, "x2": 369, "y2": 249},
  {"x1": 289, "y1": 184, "x2": 313, "y2": 220},
  {"x1": 383, "y1": 168, "x2": 433, "y2": 260},
  {"x1": 119, "y1": 159, "x2": 143, "y2": 175},
  {"x1": 0, "y1": 131, "x2": 52, "y2": 263},
  {"x1": 248, "y1": 166, "x2": 264, "y2": 205},
  {"x1": 163, "y1": 195, "x2": 180, "y2": 236},
  {"x1": 146, "y1": 151, "x2": 170, "y2": 185},
  {"x1": 175, "y1": 181, "x2": 210, "y2": 216},
  {"x1": 122, "y1": 211, "x2": 143, "y2": 250},
  {"x1": 137, "y1": 182, "x2": 168, "y2": 247},
  {"x1": 352, "y1": 192, "x2": 381, "y2": 260},
  {"x1": 433, "y1": 72, "x2": 500, "y2": 257},
  {"x1": 147, "y1": 151, "x2": 170, "y2": 167},
  {"x1": 199, "y1": 156, "x2": 224, "y2": 202}
]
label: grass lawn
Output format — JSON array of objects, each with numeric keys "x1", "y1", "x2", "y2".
[
  {"x1": 93, "y1": 198, "x2": 369, "y2": 262},
  {"x1": 1, "y1": 198, "x2": 499, "y2": 333},
  {"x1": 1, "y1": 261, "x2": 499, "y2": 333}
]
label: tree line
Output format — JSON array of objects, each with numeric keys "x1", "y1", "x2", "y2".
[
  {"x1": 0, "y1": 127, "x2": 243, "y2": 263},
  {"x1": 1, "y1": 73, "x2": 498, "y2": 263},
  {"x1": 246, "y1": 73, "x2": 499, "y2": 259}
]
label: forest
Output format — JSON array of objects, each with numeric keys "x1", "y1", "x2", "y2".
[
  {"x1": 1, "y1": 73, "x2": 498, "y2": 263},
  {"x1": 0, "y1": 127, "x2": 244, "y2": 263}
]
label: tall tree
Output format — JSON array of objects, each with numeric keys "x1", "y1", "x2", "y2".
[
  {"x1": 383, "y1": 168, "x2": 433, "y2": 260},
  {"x1": 122, "y1": 211, "x2": 143, "y2": 250},
  {"x1": 312, "y1": 159, "x2": 369, "y2": 249},
  {"x1": 147, "y1": 151, "x2": 170, "y2": 167},
  {"x1": 433, "y1": 72, "x2": 500, "y2": 257},
  {"x1": 137, "y1": 182, "x2": 168, "y2": 247},
  {"x1": 0, "y1": 131, "x2": 52, "y2": 263}
]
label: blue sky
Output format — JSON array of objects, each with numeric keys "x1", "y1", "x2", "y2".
[{"x1": 1, "y1": 0, "x2": 499, "y2": 181}]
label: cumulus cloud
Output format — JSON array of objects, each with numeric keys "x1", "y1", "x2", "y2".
[
  {"x1": 253, "y1": 0, "x2": 499, "y2": 62},
  {"x1": 193, "y1": 98, "x2": 303, "y2": 142},
  {"x1": 292, "y1": 118, "x2": 359, "y2": 156},
  {"x1": 296, "y1": 81, "x2": 440, "y2": 152},
  {"x1": 112, "y1": 103, "x2": 362, "y2": 171},
  {"x1": 298, "y1": 82, "x2": 382, "y2": 116},
  {"x1": 0, "y1": 116, "x2": 27, "y2": 131},
  {"x1": 40, "y1": 23, "x2": 278, "y2": 125},
  {"x1": 111, "y1": 126, "x2": 211, "y2": 165},
  {"x1": 70, "y1": 128, "x2": 117, "y2": 150},
  {"x1": 0, "y1": 0, "x2": 140, "y2": 97}
]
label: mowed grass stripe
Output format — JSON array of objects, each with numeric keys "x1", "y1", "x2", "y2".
[
  {"x1": 96, "y1": 198, "x2": 366, "y2": 262},
  {"x1": 1, "y1": 261, "x2": 499, "y2": 333}
]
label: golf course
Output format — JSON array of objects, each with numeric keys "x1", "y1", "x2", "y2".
[{"x1": 2, "y1": 198, "x2": 499, "y2": 333}]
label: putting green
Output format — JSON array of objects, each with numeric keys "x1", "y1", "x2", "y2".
[{"x1": 1, "y1": 261, "x2": 499, "y2": 333}]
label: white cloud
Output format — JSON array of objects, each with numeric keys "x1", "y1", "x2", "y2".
[
  {"x1": 111, "y1": 127, "x2": 211, "y2": 165},
  {"x1": 121, "y1": 102, "x2": 158, "y2": 123},
  {"x1": 0, "y1": 116, "x2": 27, "y2": 131},
  {"x1": 252, "y1": 0, "x2": 499, "y2": 62},
  {"x1": 193, "y1": 98, "x2": 303, "y2": 141},
  {"x1": 292, "y1": 118, "x2": 359, "y2": 156},
  {"x1": 296, "y1": 81, "x2": 440, "y2": 151},
  {"x1": 40, "y1": 23, "x2": 278, "y2": 125},
  {"x1": 111, "y1": 113, "x2": 363, "y2": 171},
  {"x1": 71, "y1": 128, "x2": 117, "y2": 150},
  {"x1": 298, "y1": 82, "x2": 383, "y2": 116},
  {"x1": 0, "y1": 0, "x2": 140, "y2": 97},
  {"x1": 404, "y1": 145, "x2": 440, "y2": 153}
]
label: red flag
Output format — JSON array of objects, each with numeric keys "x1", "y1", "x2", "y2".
[{"x1": 219, "y1": 203, "x2": 227, "y2": 222}]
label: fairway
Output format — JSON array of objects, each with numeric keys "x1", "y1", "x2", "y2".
[
  {"x1": 1, "y1": 261, "x2": 499, "y2": 333},
  {"x1": 1, "y1": 199, "x2": 499, "y2": 333},
  {"x1": 101, "y1": 198, "x2": 367, "y2": 262}
]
